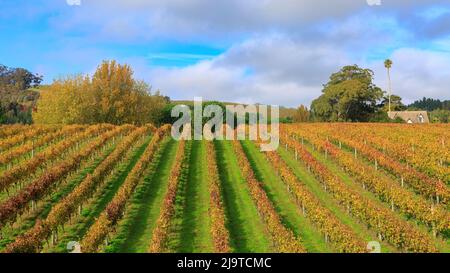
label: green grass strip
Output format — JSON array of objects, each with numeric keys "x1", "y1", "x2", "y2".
[
  {"x1": 178, "y1": 140, "x2": 214, "y2": 252},
  {"x1": 214, "y1": 140, "x2": 271, "y2": 253},
  {"x1": 166, "y1": 141, "x2": 192, "y2": 252}
]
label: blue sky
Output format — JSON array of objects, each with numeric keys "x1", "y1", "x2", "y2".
[{"x1": 1, "y1": 0, "x2": 450, "y2": 107}]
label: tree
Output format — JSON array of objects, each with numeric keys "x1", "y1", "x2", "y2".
[
  {"x1": 293, "y1": 105, "x2": 310, "y2": 122},
  {"x1": 380, "y1": 94, "x2": 405, "y2": 111},
  {"x1": 33, "y1": 75, "x2": 94, "y2": 124},
  {"x1": 311, "y1": 65, "x2": 383, "y2": 122},
  {"x1": 0, "y1": 65, "x2": 43, "y2": 91},
  {"x1": 384, "y1": 59, "x2": 393, "y2": 113},
  {"x1": 0, "y1": 64, "x2": 42, "y2": 124},
  {"x1": 34, "y1": 60, "x2": 169, "y2": 125}
]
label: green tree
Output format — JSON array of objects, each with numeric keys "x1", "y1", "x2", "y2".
[
  {"x1": 408, "y1": 97, "x2": 449, "y2": 111},
  {"x1": 0, "y1": 64, "x2": 43, "y2": 91},
  {"x1": 311, "y1": 65, "x2": 383, "y2": 122},
  {"x1": 380, "y1": 94, "x2": 405, "y2": 111},
  {"x1": 0, "y1": 64, "x2": 43, "y2": 124}
]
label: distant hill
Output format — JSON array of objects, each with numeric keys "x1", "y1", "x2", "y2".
[{"x1": 171, "y1": 100, "x2": 297, "y2": 119}]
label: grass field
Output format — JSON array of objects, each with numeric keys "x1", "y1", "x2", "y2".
[{"x1": 0, "y1": 123, "x2": 448, "y2": 253}]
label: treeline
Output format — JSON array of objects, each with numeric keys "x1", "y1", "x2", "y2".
[
  {"x1": 408, "y1": 97, "x2": 450, "y2": 112},
  {"x1": 34, "y1": 61, "x2": 169, "y2": 126}
]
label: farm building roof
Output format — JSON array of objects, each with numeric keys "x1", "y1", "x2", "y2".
[{"x1": 388, "y1": 111, "x2": 429, "y2": 124}]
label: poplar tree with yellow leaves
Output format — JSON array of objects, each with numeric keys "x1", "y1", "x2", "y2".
[{"x1": 33, "y1": 60, "x2": 168, "y2": 125}]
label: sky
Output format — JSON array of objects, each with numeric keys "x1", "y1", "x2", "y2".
[{"x1": 1, "y1": 0, "x2": 450, "y2": 107}]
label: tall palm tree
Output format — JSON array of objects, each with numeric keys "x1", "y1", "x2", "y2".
[{"x1": 384, "y1": 59, "x2": 393, "y2": 113}]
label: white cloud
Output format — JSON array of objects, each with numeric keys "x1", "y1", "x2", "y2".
[
  {"x1": 371, "y1": 48, "x2": 450, "y2": 103},
  {"x1": 147, "y1": 35, "x2": 350, "y2": 107},
  {"x1": 49, "y1": 0, "x2": 450, "y2": 42},
  {"x1": 146, "y1": 36, "x2": 450, "y2": 107}
]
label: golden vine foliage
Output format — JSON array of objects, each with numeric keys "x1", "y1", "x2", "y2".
[
  {"x1": 0, "y1": 125, "x2": 86, "y2": 165},
  {"x1": 148, "y1": 139, "x2": 186, "y2": 253},
  {"x1": 265, "y1": 150, "x2": 367, "y2": 253},
  {"x1": 289, "y1": 127, "x2": 450, "y2": 234},
  {"x1": 326, "y1": 132, "x2": 449, "y2": 204},
  {"x1": 280, "y1": 132, "x2": 437, "y2": 252},
  {"x1": 0, "y1": 124, "x2": 115, "y2": 193},
  {"x1": 205, "y1": 141, "x2": 231, "y2": 253},
  {"x1": 0, "y1": 125, "x2": 132, "y2": 226},
  {"x1": 0, "y1": 125, "x2": 58, "y2": 151}
]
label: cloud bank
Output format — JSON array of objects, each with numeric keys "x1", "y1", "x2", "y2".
[{"x1": 1, "y1": 0, "x2": 449, "y2": 106}]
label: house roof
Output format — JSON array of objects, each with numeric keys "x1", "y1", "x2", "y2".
[{"x1": 388, "y1": 111, "x2": 429, "y2": 123}]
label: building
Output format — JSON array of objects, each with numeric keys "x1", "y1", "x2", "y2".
[{"x1": 388, "y1": 111, "x2": 429, "y2": 124}]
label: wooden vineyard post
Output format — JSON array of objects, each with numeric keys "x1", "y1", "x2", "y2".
[
  {"x1": 295, "y1": 149, "x2": 298, "y2": 160},
  {"x1": 431, "y1": 205, "x2": 437, "y2": 238},
  {"x1": 432, "y1": 222, "x2": 437, "y2": 238},
  {"x1": 436, "y1": 182, "x2": 440, "y2": 204},
  {"x1": 375, "y1": 159, "x2": 378, "y2": 170}
]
